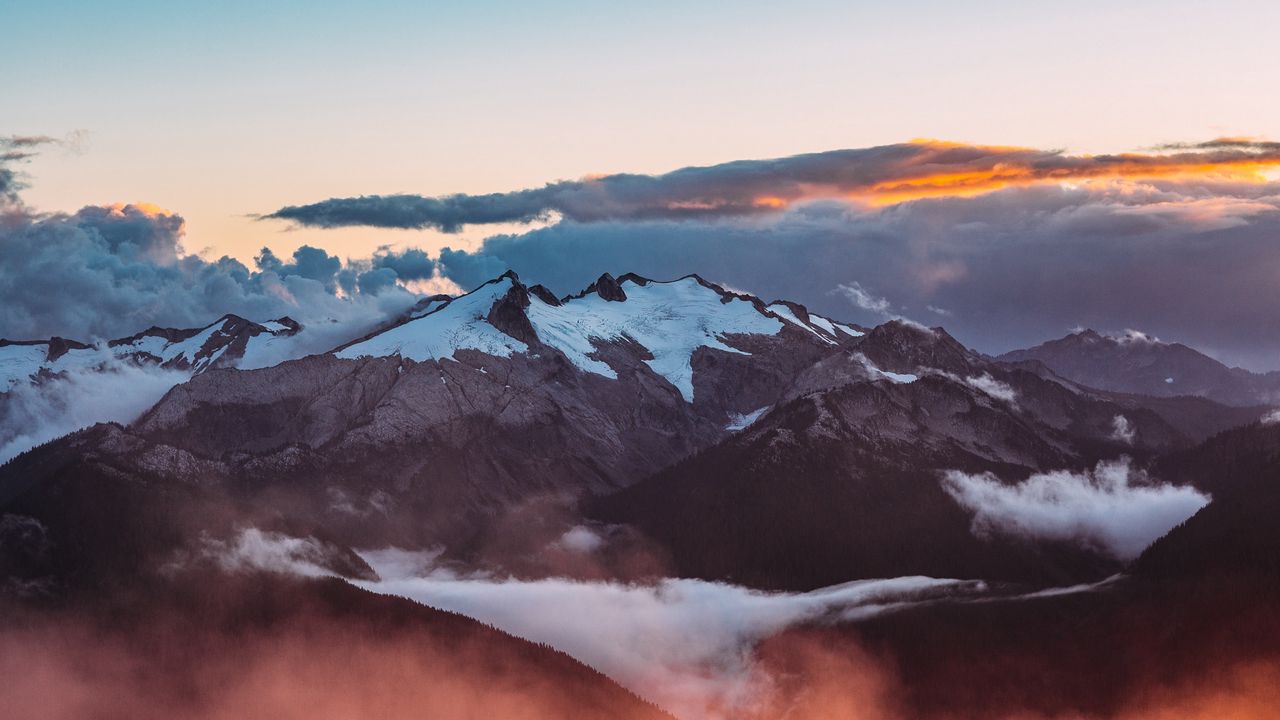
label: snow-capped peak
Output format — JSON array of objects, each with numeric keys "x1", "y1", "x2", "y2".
[
  {"x1": 335, "y1": 272, "x2": 867, "y2": 402},
  {"x1": 526, "y1": 274, "x2": 785, "y2": 401},
  {"x1": 337, "y1": 275, "x2": 529, "y2": 363}
]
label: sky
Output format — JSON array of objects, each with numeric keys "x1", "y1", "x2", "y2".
[{"x1": 4, "y1": 0, "x2": 1280, "y2": 368}]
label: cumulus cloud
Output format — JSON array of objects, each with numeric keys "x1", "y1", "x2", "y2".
[
  {"x1": 265, "y1": 139, "x2": 1280, "y2": 231},
  {"x1": 0, "y1": 356, "x2": 188, "y2": 462},
  {"x1": 0, "y1": 197, "x2": 428, "y2": 344},
  {"x1": 0, "y1": 136, "x2": 458, "y2": 345},
  {"x1": 941, "y1": 459, "x2": 1209, "y2": 560}
]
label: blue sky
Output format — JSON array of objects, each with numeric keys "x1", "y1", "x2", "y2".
[{"x1": 7, "y1": 0, "x2": 1279, "y2": 260}]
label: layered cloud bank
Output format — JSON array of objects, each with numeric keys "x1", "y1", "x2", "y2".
[
  {"x1": 266, "y1": 139, "x2": 1280, "y2": 229},
  {"x1": 7, "y1": 136, "x2": 1280, "y2": 370},
  {"x1": 265, "y1": 138, "x2": 1280, "y2": 370},
  {"x1": 941, "y1": 459, "x2": 1209, "y2": 560}
]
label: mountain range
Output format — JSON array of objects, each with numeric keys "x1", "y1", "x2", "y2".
[
  {"x1": 0, "y1": 313, "x2": 303, "y2": 392},
  {"x1": 1000, "y1": 328, "x2": 1280, "y2": 406},
  {"x1": 2, "y1": 271, "x2": 1279, "y2": 719}
]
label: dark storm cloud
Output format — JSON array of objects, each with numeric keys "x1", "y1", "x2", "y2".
[
  {"x1": 264, "y1": 140, "x2": 1280, "y2": 231},
  {"x1": 371, "y1": 246, "x2": 435, "y2": 280},
  {"x1": 436, "y1": 247, "x2": 510, "y2": 292},
  {"x1": 74, "y1": 204, "x2": 187, "y2": 261},
  {"x1": 255, "y1": 245, "x2": 344, "y2": 291},
  {"x1": 429, "y1": 179, "x2": 1280, "y2": 370}
]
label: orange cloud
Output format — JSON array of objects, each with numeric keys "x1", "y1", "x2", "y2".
[
  {"x1": 840, "y1": 140, "x2": 1280, "y2": 206},
  {"x1": 270, "y1": 138, "x2": 1280, "y2": 230},
  {"x1": 103, "y1": 201, "x2": 178, "y2": 219}
]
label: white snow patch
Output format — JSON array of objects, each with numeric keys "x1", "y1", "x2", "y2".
[
  {"x1": 806, "y1": 314, "x2": 838, "y2": 335},
  {"x1": 234, "y1": 330, "x2": 298, "y2": 370},
  {"x1": 408, "y1": 297, "x2": 451, "y2": 319},
  {"x1": 766, "y1": 303, "x2": 836, "y2": 344},
  {"x1": 337, "y1": 278, "x2": 527, "y2": 362},
  {"x1": 830, "y1": 321, "x2": 865, "y2": 338},
  {"x1": 527, "y1": 277, "x2": 784, "y2": 401},
  {"x1": 1261, "y1": 409, "x2": 1280, "y2": 425},
  {"x1": 0, "y1": 343, "x2": 55, "y2": 391},
  {"x1": 725, "y1": 406, "x2": 769, "y2": 431}
]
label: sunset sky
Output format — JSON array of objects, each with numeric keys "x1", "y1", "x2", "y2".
[{"x1": 5, "y1": 0, "x2": 1280, "y2": 368}]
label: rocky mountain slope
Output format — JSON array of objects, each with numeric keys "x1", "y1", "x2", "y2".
[
  {"x1": 1000, "y1": 328, "x2": 1280, "y2": 406},
  {"x1": 2, "y1": 271, "x2": 1260, "y2": 597},
  {"x1": 3, "y1": 270, "x2": 1280, "y2": 718}
]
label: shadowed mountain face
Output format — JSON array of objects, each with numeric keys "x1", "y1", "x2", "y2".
[
  {"x1": 788, "y1": 419, "x2": 1280, "y2": 720},
  {"x1": 0, "y1": 272, "x2": 1257, "y2": 594},
  {"x1": 2, "y1": 271, "x2": 1279, "y2": 718},
  {"x1": 1000, "y1": 328, "x2": 1280, "y2": 406}
]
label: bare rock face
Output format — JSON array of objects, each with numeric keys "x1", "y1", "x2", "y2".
[
  {"x1": 858, "y1": 320, "x2": 980, "y2": 375},
  {"x1": 44, "y1": 337, "x2": 94, "y2": 362},
  {"x1": 591, "y1": 272, "x2": 628, "y2": 302},
  {"x1": 485, "y1": 277, "x2": 539, "y2": 345}
]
